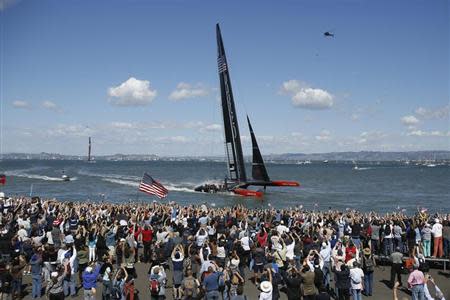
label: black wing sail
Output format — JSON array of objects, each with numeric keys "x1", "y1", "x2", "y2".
[
  {"x1": 216, "y1": 24, "x2": 247, "y2": 183},
  {"x1": 247, "y1": 116, "x2": 270, "y2": 182}
]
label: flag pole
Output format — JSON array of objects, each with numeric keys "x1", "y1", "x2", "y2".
[{"x1": 136, "y1": 172, "x2": 143, "y2": 203}]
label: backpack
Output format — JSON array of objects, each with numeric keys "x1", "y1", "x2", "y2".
[
  {"x1": 218, "y1": 273, "x2": 226, "y2": 292},
  {"x1": 363, "y1": 255, "x2": 375, "y2": 273},
  {"x1": 184, "y1": 277, "x2": 198, "y2": 297},
  {"x1": 111, "y1": 281, "x2": 123, "y2": 300},
  {"x1": 384, "y1": 225, "x2": 391, "y2": 236},
  {"x1": 183, "y1": 257, "x2": 192, "y2": 273},
  {"x1": 149, "y1": 278, "x2": 160, "y2": 295}
]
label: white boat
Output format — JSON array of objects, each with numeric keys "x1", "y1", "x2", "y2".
[
  {"x1": 61, "y1": 170, "x2": 70, "y2": 181},
  {"x1": 323, "y1": 160, "x2": 329, "y2": 163},
  {"x1": 352, "y1": 160, "x2": 359, "y2": 170}
]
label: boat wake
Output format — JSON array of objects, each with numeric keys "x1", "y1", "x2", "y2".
[
  {"x1": 78, "y1": 170, "x2": 140, "y2": 181},
  {"x1": 5, "y1": 170, "x2": 77, "y2": 182},
  {"x1": 354, "y1": 167, "x2": 372, "y2": 171},
  {"x1": 101, "y1": 177, "x2": 198, "y2": 193}
]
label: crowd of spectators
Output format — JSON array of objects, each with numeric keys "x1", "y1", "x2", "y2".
[{"x1": 0, "y1": 196, "x2": 448, "y2": 300}]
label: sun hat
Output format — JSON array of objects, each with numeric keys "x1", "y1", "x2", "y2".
[
  {"x1": 85, "y1": 266, "x2": 93, "y2": 273},
  {"x1": 53, "y1": 219, "x2": 61, "y2": 226},
  {"x1": 51, "y1": 271, "x2": 58, "y2": 277},
  {"x1": 260, "y1": 281, "x2": 272, "y2": 293},
  {"x1": 363, "y1": 248, "x2": 371, "y2": 255}
]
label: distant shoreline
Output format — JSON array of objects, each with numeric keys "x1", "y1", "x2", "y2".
[{"x1": 2, "y1": 150, "x2": 450, "y2": 162}]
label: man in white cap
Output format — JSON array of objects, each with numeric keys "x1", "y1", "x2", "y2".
[
  {"x1": 259, "y1": 281, "x2": 273, "y2": 300},
  {"x1": 432, "y1": 218, "x2": 443, "y2": 258}
]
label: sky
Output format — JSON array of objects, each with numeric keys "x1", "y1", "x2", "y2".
[{"x1": 1, "y1": 0, "x2": 449, "y2": 156}]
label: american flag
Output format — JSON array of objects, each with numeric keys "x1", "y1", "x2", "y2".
[
  {"x1": 218, "y1": 56, "x2": 227, "y2": 73},
  {"x1": 139, "y1": 173, "x2": 168, "y2": 199}
]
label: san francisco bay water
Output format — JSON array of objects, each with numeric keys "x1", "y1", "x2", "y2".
[{"x1": 1, "y1": 160, "x2": 449, "y2": 213}]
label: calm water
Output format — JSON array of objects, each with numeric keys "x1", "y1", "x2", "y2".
[{"x1": 1, "y1": 160, "x2": 449, "y2": 213}]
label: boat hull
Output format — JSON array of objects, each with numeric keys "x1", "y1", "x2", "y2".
[
  {"x1": 270, "y1": 180, "x2": 300, "y2": 187},
  {"x1": 233, "y1": 188, "x2": 263, "y2": 197}
]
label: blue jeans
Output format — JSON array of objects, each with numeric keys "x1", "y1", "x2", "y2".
[
  {"x1": 352, "y1": 289, "x2": 362, "y2": 300},
  {"x1": 384, "y1": 238, "x2": 393, "y2": 255},
  {"x1": 206, "y1": 290, "x2": 220, "y2": 300},
  {"x1": 322, "y1": 261, "x2": 331, "y2": 288},
  {"x1": 12, "y1": 278, "x2": 22, "y2": 297},
  {"x1": 31, "y1": 274, "x2": 42, "y2": 298},
  {"x1": 443, "y1": 238, "x2": 450, "y2": 257},
  {"x1": 364, "y1": 271, "x2": 373, "y2": 295},
  {"x1": 395, "y1": 237, "x2": 403, "y2": 252},
  {"x1": 352, "y1": 237, "x2": 361, "y2": 248},
  {"x1": 63, "y1": 274, "x2": 77, "y2": 296},
  {"x1": 411, "y1": 284, "x2": 425, "y2": 300}
]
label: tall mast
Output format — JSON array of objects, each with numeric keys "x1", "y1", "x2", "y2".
[
  {"x1": 88, "y1": 137, "x2": 91, "y2": 161},
  {"x1": 216, "y1": 24, "x2": 246, "y2": 183}
]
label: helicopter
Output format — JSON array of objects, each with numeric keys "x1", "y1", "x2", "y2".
[{"x1": 323, "y1": 31, "x2": 334, "y2": 37}]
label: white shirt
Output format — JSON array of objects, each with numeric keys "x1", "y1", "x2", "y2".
[
  {"x1": 240, "y1": 236, "x2": 251, "y2": 251},
  {"x1": 17, "y1": 228, "x2": 29, "y2": 241},
  {"x1": 350, "y1": 267, "x2": 364, "y2": 290},
  {"x1": 259, "y1": 290, "x2": 272, "y2": 300},
  {"x1": 196, "y1": 231, "x2": 208, "y2": 247},
  {"x1": 432, "y1": 223, "x2": 443, "y2": 238},
  {"x1": 276, "y1": 224, "x2": 289, "y2": 235},
  {"x1": 286, "y1": 242, "x2": 295, "y2": 260},
  {"x1": 217, "y1": 246, "x2": 226, "y2": 258},
  {"x1": 320, "y1": 245, "x2": 332, "y2": 262}
]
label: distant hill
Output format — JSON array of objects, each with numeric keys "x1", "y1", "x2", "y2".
[
  {"x1": 1, "y1": 150, "x2": 449, "y2": 162},
  {"x1": 265, "y1": 151, "x2": 450, "y2": 162}
]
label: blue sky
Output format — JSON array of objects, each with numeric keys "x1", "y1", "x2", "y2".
[{"x1": 1, "y1": 0, "x2": 449, "y2": 156}]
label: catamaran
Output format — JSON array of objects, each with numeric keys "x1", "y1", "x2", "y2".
[
  {"x1": 194, "y1": 24, "x2": 300, "y2": 197},
  {"x1": 87, "y1": 137, "x2": 95, "y2": 163}
]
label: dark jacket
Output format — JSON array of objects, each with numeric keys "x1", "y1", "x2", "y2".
[{"x1": 334, "y1": 267, "x2": 351, "y2": 289}]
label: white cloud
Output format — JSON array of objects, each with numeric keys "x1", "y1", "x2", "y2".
[
  {"x1": 156, "y1": 136, "x2": 189, "y2": 143},
  {"x1": 407, "y1": 130, "x2": 450, "y2": 137},
  {"x1": 203, "y1": 124, "x2": 222, "y2": 132},
  {"x1": 315, "y1": 130, "x2": 331, "y2": 141},
  {"x1": 108, "y1": 77, "x2": 157, "y2": 106},
  {"x1": 401, "y1": 115, "x2": 419, "y2": 126},
  {"x1": 12, "y1": 100, "x2": 30, "y2": 109},
  {"x1": 46, "y1": 124, "x2": 92, "y2": 137},
  {"x1": 280, "y1": 80, "x2": 334, "y2": 110},
  {"x1": 109, "y1": 122, "x2": 136, "y2": 129},
  {"x1": 169, "y1": 82, "x2": 209, "y2": 101},
  {"x1": 414, "y1": 105, "x2": 449, "y2": 120},
  {"x1": 350, "y1": 113, "x2": 360, "y2": 121},
  {"x1": 41, "y1": 100, "x2": 62, "y2": 112}
]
